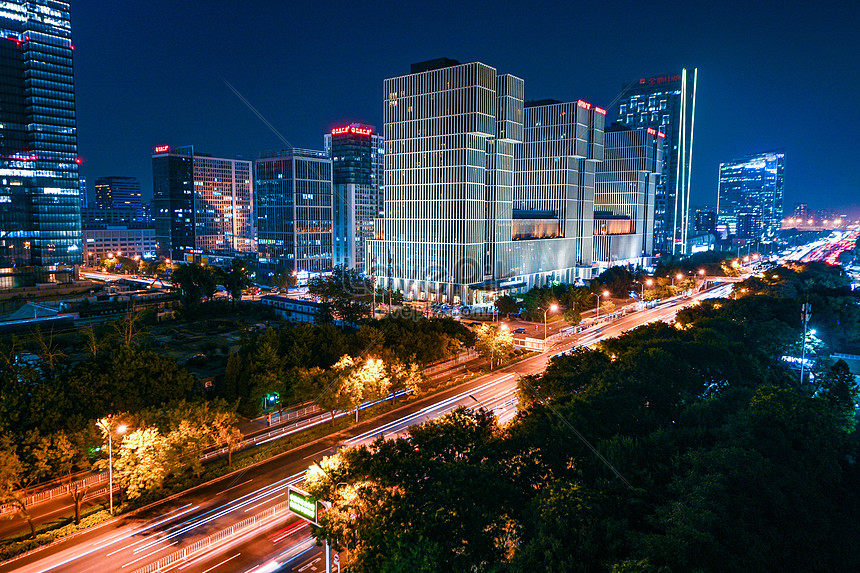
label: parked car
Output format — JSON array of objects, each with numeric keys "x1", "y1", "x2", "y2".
[{"x1": 513, "y1": 327, "x2": 527, "y2": 334}]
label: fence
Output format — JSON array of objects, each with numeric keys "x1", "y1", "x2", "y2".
[
  {"x1": 422, "y1": 350, "x2": 479, "y2": 376},
  {"x1": 0, "y1": 472, "x2": 108, "y2": 515},
  {"x1": 133, "y1": 501, "x2": 290, "y2": 573}
]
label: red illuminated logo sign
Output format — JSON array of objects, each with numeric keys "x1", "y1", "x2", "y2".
[
  {"x1": 657, "y1": 132, "x2": 666, "y2": 138},
  {"x1": 331, "y1": 126, "x2": 372, "y2": 136},
  {"x1": 153, "y1": 145, "x2": 169, "y2": 153},
  {"x1": 646, "y1": 127, "x2": 657, "y2": 135},
  {"x1": 576, "y1": 100, "x2": 592, "y2": 111},
  {"x1": 594, "y1": 107, "x2": 606, "y2": 115},
  {"x1": 638, "y1": 74, "x2": 681, "y2": 86}
]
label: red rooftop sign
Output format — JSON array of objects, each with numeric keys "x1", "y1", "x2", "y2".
[
  {"x1": 331, "y1": 126, "x2": 372, "y2": 136},
  {"x1": 153, "y1": 145, "x2": 169, "y2": 153},
  {"x1": 639, "y1": 74, "x2": 681, "y2": 86}
]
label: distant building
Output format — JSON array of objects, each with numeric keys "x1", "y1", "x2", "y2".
[
  {"x1": 81, "y1": 207, "x2": 140, "y2": 227},
  {"x1": 593, "y1": 123, "x2": 663, "y2": 271},
  {"x1": 615, "y1": 69, "x2": 697, "y2": 254},
  {"x1": 152, "y1": 145, "x2": 255, "y2": 261},
  {"x1": 694, "y1": 209, "x2": 717, "y2": 234},
  {"x1": 260, "y1": 294, "x2": 326, "y2": 324},
  {"x1": 255, "y1": 149, "x2": 333, "y2": 276},
  {"x1": 83, "y1": 227, "x2": 157, "y2": 263},
  {"x1": 324, "y1": 123, "x2": 384, "y2": 273},
  {"x1": 95, "y1": 176, "x2": 144, "y2": 220},
  {"x1": 79, "y1": 176, "x2": 88, "y2": 209},
  {"x1": 0, "y1": 1, "x2": 81, "y2": 287},
  {"x1": 717, "y1": 150, "x2": 785, "y2": 238}
]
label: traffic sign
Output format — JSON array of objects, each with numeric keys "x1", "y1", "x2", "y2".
[{"x1": 288, "y1": 485, "x2": 321, "y2": 525}]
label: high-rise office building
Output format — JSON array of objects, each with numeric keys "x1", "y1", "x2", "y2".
[
  {"x1": 79, "y1": 176, "x2": 88, "y2": 208},
  {"x1": 94, "y1": 176, "x2": 144, "y2": 220},
  {"x1": 593, "y1": 124, "x2": 662, "y2": 270},
  {"x1": 255, "y1": 149, "x2": 333, "y2": 276},
  {"x1": 324, "y1": 123, "x2": 384, "y2": 273},
  {"x1": 0, "y1": 1, "x2": 81, "y2": 287},
  {"x1": 367, "y1": 59, "x2": 604, "y2": 305},
  {"x1": 616, "y1": 69, "x2": 697, "y2": 254},
  {"x1": 717, "y1": 150, "x2": 785, "y2": 238},
  {"x1": 693, "y1": 209, "x2": 717, "y2": 235},
  {"x1": 152, "y1": 145, "x2": 255, "y2": 260}
]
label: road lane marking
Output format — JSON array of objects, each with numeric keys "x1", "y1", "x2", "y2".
[{"x1": 199, "y1": 552, "x2": 242, "y2": 573}]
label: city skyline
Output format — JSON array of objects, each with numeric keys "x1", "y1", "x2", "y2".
[{"x1": 70, "y1": 1, "x2": 859, "y2": 218}]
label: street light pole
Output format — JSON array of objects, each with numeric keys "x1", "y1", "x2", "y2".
[
  {"x1": 542, "y1": 304, "x2": 557, "y2": 350},
  {"x1": 97, "y1": 419, "x2": 127, "y2": 515},
  {"x1": 594, "y1": 292, "x2": 601, "y2": 319}
]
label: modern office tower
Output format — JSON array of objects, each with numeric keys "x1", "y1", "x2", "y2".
[
  {"x1": 81, "y1": 207, "x2": 138, "y2": 227},
  {"x1": 592, "y1": 124, "x2": 662, "y2": 270},
  {"x1": 324, "y1": 123, "x2": 384, "y2": 273},
  {"x1": 616, "y1": 69, "x2": 697, "y2": 254},
  {"x1": 94, "y1": 176, "x2": 144, "y2": 220},
  {"x1": 367, "y1": 59, "x2": 604, "y2": 305},
  {"x1": 79, "y1": 176, "x2": 88, "y2": 208},
  {"x1": 255, "y1": 149, "x2": 333, "y2": 276},
  {"x1": 516, "y1": 99, "x2": 605, "y2": 274},
  {"x1": 0, "y1": 1, "x2": 81, "y2": 287},
  {"x1": 152, "y1": 145, "x2": 255, "y2": 261},
  {"x1": 717, "y1": 150, "x2": 785, "y2": 238},
  {"x1": 83, "y1": 227, "x2": 157, "y2": 263}
]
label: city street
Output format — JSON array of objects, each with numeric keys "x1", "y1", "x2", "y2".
[{"x1": 0, "y1": 283, "x2": 732, "y2": 573}]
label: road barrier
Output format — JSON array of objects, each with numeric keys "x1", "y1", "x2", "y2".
[{"x1": 132, "y1": 501, "x2": 290, "y2": 573}]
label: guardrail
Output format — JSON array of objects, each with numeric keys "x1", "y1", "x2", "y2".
[
  {"x1": 133, "y1": 500, "x2": 290, "y2": 573},
  {"x1": 423, "y1": 350, "x2": 479, "y2": 376},
  {"x1": 0, "y1": 472, "x2": 108, "y2": 515}
]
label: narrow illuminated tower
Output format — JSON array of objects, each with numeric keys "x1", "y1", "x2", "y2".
[
  {"x1": 616, "y1": 69, "x2": 697, "y2": 254},
  {"x1": 0, "y1": 1, "x2": 81, "y2": 286}
]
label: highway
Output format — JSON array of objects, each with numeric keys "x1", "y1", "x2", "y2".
[{"x1": 0, "y1": 283, "x2": 733, "y2": 573}]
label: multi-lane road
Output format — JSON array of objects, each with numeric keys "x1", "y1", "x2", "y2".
[{"x1": 0, "y1": 283, "x2": 733, "y2": 573}]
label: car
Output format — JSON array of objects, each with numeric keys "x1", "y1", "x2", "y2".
[{"x1": 513, "y1": 327, "x2": 527, "y2": 334}]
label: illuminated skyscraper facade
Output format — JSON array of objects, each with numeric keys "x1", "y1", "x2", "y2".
[
  {"x1": 717, "y1": 150, "x2": 785, "y2": 238},
  {"x1": 255, "y1": 149, "x2": 333, "y2": 276},
  {"x1": 152, "y1": 146, "x2": 255, "y2": 260},
  {"x1": 368, "y1": 59, "x2": 604, "y2": 304},
  {"x1": 0, "y1": 1, "x2": 81, "y2": 287},
  {"x1": 616, "y1": 69, "x2": 697, "y2": 254},
  {"x1": 593, "y1": 124, "x2": 662, "y2": 270},
  {"x1": 324, "y1": 123, "x2": 383, "y2": 273}
]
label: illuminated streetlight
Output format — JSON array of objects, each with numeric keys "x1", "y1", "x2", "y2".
[
  {"x1": 594, "y1": 291, "x2": 609, "y2": 319},
  {"x1": 672, "y1": 273, "x2": 683, "y2": 287},
  {"x1": 543, "y1": 303, "x2": 558, "y2": 350},
  {"x1": 96, "y1": 419, "x2": 127, "y2": 515}
]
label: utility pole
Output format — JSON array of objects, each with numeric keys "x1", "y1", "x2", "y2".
[
  {"x1": 800, "y1": 300, "x2": 812, "y2": 384},
  {"x1": 371, "y1": 256, "x2": 377, "y2": 318}
]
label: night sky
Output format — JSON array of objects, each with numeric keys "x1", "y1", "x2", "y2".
[{"x1": 72, "y1": 0, "x2": 859, "y2": 216}]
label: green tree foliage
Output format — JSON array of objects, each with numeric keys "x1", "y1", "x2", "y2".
[
  {"x1": 112, "y1": 427, "x2": 170, "y2": 500},
  {"x1": 309, "y1": 265, "x2": 372, "y2": 324},
  {"x1": 317, "y1": 355, "x2": 390, "y2": 423},
  {"x1": 304, "y1": 264, "x2": 860, "y2": 571},
  {"x1": 494, "y1": 294, "x2": 520, "y2": 317},
  {"x1": 172, "y1": 263, "x2": 217, "y2": 311},
  {"x1": 474, "y1": 323, "x2": 514, "y2": 369},
  {"x1": 217, "y1": 260, "x2": 251, "y2": 302},
  {"x1": 596, "y1": 266, "x2": 635, "y2": 298}
]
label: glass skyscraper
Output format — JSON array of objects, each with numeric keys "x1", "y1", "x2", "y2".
[
  {"x1": 255, "y1": 149, "x2": 333, "y2": 276},
  {"x1": 616, "y1": 69, "x2": 697, "y2": 254},
  {"x1": 0, "y1": 1, "x2": 81, "y2": 287},
  {"x1": 593, "y1": 124, "x2": 663, "y2": 270},
  {"x1": 717, "y1": 150, "x2": 785, "y2": 239},
  {"x1": 94, "y1": 176, "x2": 144, "y2": 220},
  {"x1": 324, "y1": 123, "x2": 383, "y2": 273},
  {"x1": 367, "y1": 59, "x2": 604, "y2": 305},
  {"x1": 152, "y1": 145, "x2": 255, "y2": 260}
]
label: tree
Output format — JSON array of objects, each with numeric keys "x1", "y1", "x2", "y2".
[
  {"x1": 563, "y1": 306, "x2": 582, "y2": 325},
  {"x1": 495, "y1": 294, "x2": 519, "y2": 318},
  {"x1": 209, "y1": 410, "x2": 243, "y2": 467},
  {"x1": 172, "y1": 263, "x2": 217, "y2": 312},
  {"x1": 474, "y1": 324, "x2": 514, "y2": 369},
  {"x1": 217, "y1": 261, "x2": 251, "y2": 302},
  {"x1": 112, "y1": 427, "x2": 170, "y2": 500},
  {"x1": 0, "y1": 436, "x2": 37, "y2": 538},
  {"x1": 318, "y1": 355, "x2": 390, "y2": 423},
  {"x1": 817, "y1": 359, "x2": 858, "y2": 432},
  {"x1": 386, "y1": 359, "x2": 424, "y2": 404},
  {"x1": 600, "y1": 299, "x2": 617, "y2": 315}
]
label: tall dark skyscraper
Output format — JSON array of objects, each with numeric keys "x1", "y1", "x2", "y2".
[
  {"x1": 717, "y1": 150, "x2": 785, "y2": 239},
  {"x1": 152, "y1": 146, "x2": 194, "y2": 260},
  {"x1": 95, "y1": 176, "x2": 144, "y2": 220},
  {"x1": 0, "y1": 1, "x2": 81, "y2": 287},
  {"x1": 616, "y1": 69, "x2": 697, "y2": 255},
  {"x1": 324, "y1": 123, "x2": 384, "y2": 273},
  {"x1": 255, "y1": 149, "x2": 333, "y2": 277}
]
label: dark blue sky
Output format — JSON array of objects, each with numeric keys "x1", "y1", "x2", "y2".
[{"x1": 72, "y1": 0, "x2": 859, "y2": 216}]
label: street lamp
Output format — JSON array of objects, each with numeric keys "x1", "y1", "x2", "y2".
[
  {"x1": 96, "y1": 419, "x2": 127, "y2": 515},
  {"x1": 672, "y1": 272, "x2": 683, "y2": 287},
  {"x1": 594, "y1": 291, "x2": 609, "y2": 319},
  {"x1": 641, "y1": 278, "x2": 653, "y2": 299},
  {"x1": 543, "y1": 303, "x2": 558, "y2": 349}
]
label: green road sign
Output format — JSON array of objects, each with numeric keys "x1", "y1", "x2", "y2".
[{"x1": 288, "y1": 486, "x2": 319, "y2": 525}]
